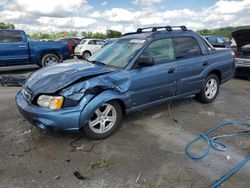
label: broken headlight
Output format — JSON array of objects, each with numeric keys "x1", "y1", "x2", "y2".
[{"x1": 37, "y1": 95, "x2": 64, "y2": 110}]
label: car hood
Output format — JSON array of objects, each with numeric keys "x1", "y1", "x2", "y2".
[
  {"x1": 232, "y1": 29, "x2": 250, "y2": 48},
  {"x1": 24, "y1": 61, "x2": 116, "y2": 98}
]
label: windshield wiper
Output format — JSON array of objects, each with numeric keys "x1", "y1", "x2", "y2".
[
  {"x1": 90, "y1": 60, "x2": 106, "y2": 66},
  {"x1": 85, "y1": 59, "x2": 106, "y2": 66},
  {"x1": 84, "y1": 59, "x2": 119, "y2": 69}
]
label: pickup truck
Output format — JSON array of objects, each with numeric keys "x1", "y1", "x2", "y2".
[
  {"x1": 0, "y1": 30, "x2": 72, "y2": 67},
  {"x1": 16, "y1": 26, "x2": 235, "y2": 139}
]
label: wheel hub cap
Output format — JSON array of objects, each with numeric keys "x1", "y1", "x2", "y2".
[
  {"x1": 205, "y1": 78, "x2": 218, "y2": 99},
  {"x1": 89, "y1": 103, "x2": 117, "y2": 134},
  {"x1": 45, "y1": 57, "x2": 58, "y2": 66}
]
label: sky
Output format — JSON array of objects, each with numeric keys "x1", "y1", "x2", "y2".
[{"x1": 0, "y1": 0, "x2": 250, "y2": 34}]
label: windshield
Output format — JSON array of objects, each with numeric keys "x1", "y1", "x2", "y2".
[{"x1": 88, "y1": 38, "x2": 147, "y2": 68}]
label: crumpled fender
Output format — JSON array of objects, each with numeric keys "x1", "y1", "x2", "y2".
[{"x1": 79, "y1": 90, "x2": 131, "y2": 128}]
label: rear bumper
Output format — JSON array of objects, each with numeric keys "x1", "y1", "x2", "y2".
[
  {"x1": 235, "y1": 58, "x2": 250, "y2": 77},
  {"x1": 16, "y1": 91, "x2": 81, "y2": 131}
]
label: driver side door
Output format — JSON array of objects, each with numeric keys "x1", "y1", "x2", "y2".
[{"x1": 129, "y1": 38, "x2": 178, "y2": 107}]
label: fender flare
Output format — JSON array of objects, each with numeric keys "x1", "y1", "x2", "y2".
[{"x1": 79, "y1": 90, "x2": 130, "y2": 128}]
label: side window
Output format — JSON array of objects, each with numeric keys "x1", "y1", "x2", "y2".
[
  {"x1": 140, "y1": 38, "x2": 174, "y2": 64},
  {"x1": 173, "y1": 37, "x2": 202, "y2": 59},
  {"x1": 88, "y1": 40, "x2": 95, "y2": 45},
  {"x1": 0, "y1": 31, "x2": 23, "y2": 43}
]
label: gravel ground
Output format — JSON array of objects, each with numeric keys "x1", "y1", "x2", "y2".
[{"x1": 0, "y1": 64, "x2": 249, "y2": 188}]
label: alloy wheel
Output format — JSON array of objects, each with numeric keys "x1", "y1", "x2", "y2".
[
  {"x1": 89, "y1": 103, "x2": 117, "y2": 134},
  {"x1": 205, "y1": 78, "x2": 218, "y2": 99}
]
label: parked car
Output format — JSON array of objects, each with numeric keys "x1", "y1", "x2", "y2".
[
  {"x1": 0, "y1": 30, "x2": 72, "y2": 67},
  {"x1": 204, "y1": 36, "x2": 227, "y2": 49},
  {"x1": 57, "y1": 37, "x2": 82, "y2": 52},
  {"x1": 230, "y1": 29, "x2": 250, "y2": 78},
  {"x1": 16, "y1": 26, "x2": 235, "y2": 139},
  {"x1": 74, "y1": 39, "x2": 104, "y2": 59}
]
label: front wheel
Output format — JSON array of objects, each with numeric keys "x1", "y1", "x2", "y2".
[
  {"x1": 196, "y1": 74, "x2": 220, "y2": 103},
  {"x1": 82, "y1": 101, "x2": 123, "y2": 140}
]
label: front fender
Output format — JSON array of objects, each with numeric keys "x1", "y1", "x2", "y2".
[{"x1": 79, "y1": 90, "x2": 131, "y2": 128}]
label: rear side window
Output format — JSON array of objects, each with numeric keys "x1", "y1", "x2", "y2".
[
  {"x1": 173, "y1": 37, "x2": 202, "y2": 59},
  {"x1": 88, "y1": 40, "x2": 95, "y2": 45},
  {"x1": 141, "y1": 38, "x2": 175, "y2": 64},
  {"x1": 0, "y1": 31, "x2": 23, "y2": 43}
]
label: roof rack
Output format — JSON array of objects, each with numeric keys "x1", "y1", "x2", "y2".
[
  {"x1": 122, "y1": 25, "x2": 188, "y2": 37},
  {"x1": 137, "y1": 25, "x2": 187, "y2": 33}
]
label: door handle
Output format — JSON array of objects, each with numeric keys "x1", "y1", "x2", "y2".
[
  {"x1": 18, "y1": 45, "x2": 27, "y2": 48},
  {"x1": 202, "y1": 62, "x2": 208, "y2": 66},
  {"x1": 168, "y1": 68, "x2": 176, "y2": 74}
]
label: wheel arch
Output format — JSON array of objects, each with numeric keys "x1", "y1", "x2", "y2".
[
  {"x1": 208, "y1": 69, "x2": 222, "y2": 84},
  {"x1": 79, "y1": 90, "x2": 129, "y2": 129},
  {"x1": 83, "y1": 50, "x2": 91, "y2": 56},
  {"x1": 39, "y1": 50, "x2": 62, "y2": 64}
]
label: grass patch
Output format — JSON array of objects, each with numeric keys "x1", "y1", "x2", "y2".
[{"x1": 90, "y1": 159, "x2": 109, "y2": 169}]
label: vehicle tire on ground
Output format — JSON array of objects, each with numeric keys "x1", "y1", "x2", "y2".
[
  {"x1": 196, "y1": 74, "x2": 220, "y2": 103},
  {"x1": 40, "y1": 54, "x2": 60, "y2": 67},
  {"x1": 82, "y1": 101, "x2": 123, "y2": 140},
  {"x1": 82, "y1": 51, "x2": 91, "y2": 59}
]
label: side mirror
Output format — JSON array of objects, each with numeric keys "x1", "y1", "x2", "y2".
[{"x1": 137, "y1": 57, "x2": 154, "y2": 67}]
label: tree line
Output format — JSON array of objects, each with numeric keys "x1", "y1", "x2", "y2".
[
  {"x1": 197, "y1": 25, "x2": 250, "y2": 38},
  {"x1": 1, "y1": 22, "x2": 250, "y2": 39},
  {"x1": 28, "y1": 30, "x2": 122, "y2": 40},
  {"x1": 0, "y1": 22, "x2": 122, "y2": 39},
  {"x1": 0, "y1": 22, "x2": 15, "y2": 29}
]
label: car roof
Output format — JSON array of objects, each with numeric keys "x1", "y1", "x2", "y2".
[{"x1": 121, "y1": 30, "x2": 196, "y2": 40}]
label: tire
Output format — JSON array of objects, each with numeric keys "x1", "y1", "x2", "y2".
[
  {"x1": 196, "y1": 74, "x2": 220, "y2": 103},
  {"x1": 82, "y1": 101, "x2": 123, "y2": 140},
  {"x1": 82, "y1": 51, "x2": 91, "y2": 59},
  {"x1": 76, "y1": 55, "x2": 82, "y2": 59},
  {"x1": 41, "y1": 54, "x2": 60, "y2": 67}
]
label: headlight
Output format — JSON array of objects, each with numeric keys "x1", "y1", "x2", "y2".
[{"x1": 37, "y1": 95, "x2": 64, "y2": 110}]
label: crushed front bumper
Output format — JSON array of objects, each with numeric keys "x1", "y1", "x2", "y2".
[{"x1": 16, "y1": 91, "x2": 81, "y2": 131}]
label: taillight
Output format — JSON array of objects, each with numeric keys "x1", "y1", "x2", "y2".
[
  {"x1": 67, "y1": 44, "x2": 73, "y2": 53},
  {"x1": 231, "y1": 51, "x2": 236, "y2": 60}
]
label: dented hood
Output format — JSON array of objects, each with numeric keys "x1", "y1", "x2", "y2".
[
  {"x1": 232, "y1": 29, "x2": 250, "y2": 47},
  {"x1": 24, "y1": 61, "x2": 116, "y2": 97}
]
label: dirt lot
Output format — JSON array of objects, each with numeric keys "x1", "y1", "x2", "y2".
[{"x1": 0, "y1": 66, "x2": 249, "y2": 188}]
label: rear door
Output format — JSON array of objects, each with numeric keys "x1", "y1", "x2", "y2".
[
  {"x1": 129, "y1": 38, "x2": 178, "y2": 107},
  {"x1": 173, "y1": 37, "x2": 206, "y2": 95},
  {"x1": 0, "y1": 30, "x2": 30, "y2": 66},
  {"x1": 92, "y1": 40, "x2": 104, "y2": 54},
  {"x1": 87, "y1": 40, "x2": 97, "y2": 54}
]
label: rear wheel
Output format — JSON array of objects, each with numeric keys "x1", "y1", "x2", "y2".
[
  {"x1": 41, "y1": 54, "x2": 60, "y2": 67},
  {"x1": 83, "y1": 101, "x2": 123, "y2": 140},
  {"x1": 196, "y1": 74, "x2": 220, "y2": 103},
  {"x1": 82, "y1": 51, "x2": 91, "y2": 59}
]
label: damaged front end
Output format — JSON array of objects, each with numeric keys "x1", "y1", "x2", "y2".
[{"x1": 60, "y1": 78, "x2": 119, "y2": 101}]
